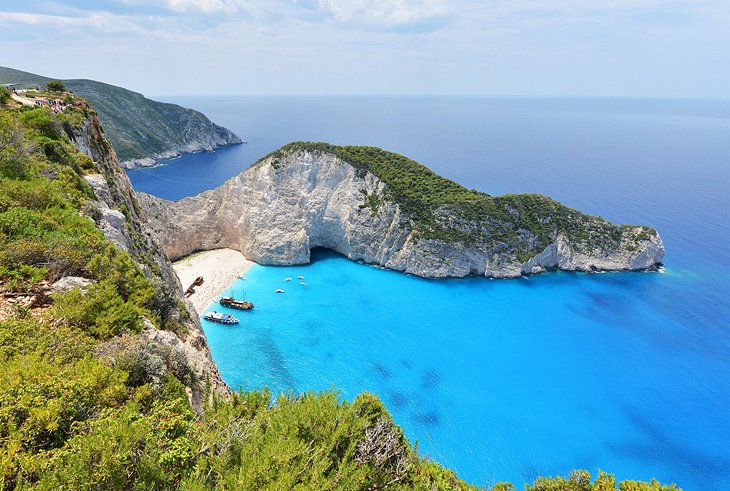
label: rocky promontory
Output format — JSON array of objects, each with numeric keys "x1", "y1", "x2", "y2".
[
  {"x1": 140, "y1": 142, "x2": 664, "y2": 279},
  {"x1": 0, "y1": 65, "x2": 242, "y2": 169}
]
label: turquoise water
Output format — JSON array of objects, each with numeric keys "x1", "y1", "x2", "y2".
[
  {"x1": 203, "y1": 252, "x2": 729, "y2": 489},
  {"x1": 130, "y1": 97, "x2": 730, "y2": 489}
]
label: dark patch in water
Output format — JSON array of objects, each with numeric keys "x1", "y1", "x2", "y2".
[
  {"x1": 421, "y1": 369, "x2": 441, "y2": 390},
  {"x1": 412, "y1": 410, "x2": 441, "y2": 427},
  {"x1": 255, "y1": 332, "x2": 298, "y2": 392},
  {"x1": 565, "y1": 304, "x2": 615, "y2": 328},
  {"x1": 609, "y1": 405, "x2": 730, "y2": 488},
  {"x1": 325, "y1": 351, "x2": 334, "y2": 360},
  {"x1": 373, "y1": 362, "x2": 393, "y2": 379},
  {"x1": 569, "y1": 294, "x2": 729, "y2": 361},
  {"x1": 401, "y1": 359, "x2": 414, "y2": 370},
  {"x1": 387, "y1": 391, "x2": 409, "y2": 409},
  {"x1": 585, "y1": 292, "x2": 629, "y2": 314}
]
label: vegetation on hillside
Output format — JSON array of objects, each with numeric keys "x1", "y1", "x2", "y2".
[
  {"x1": 260, "y1": 142, "x2": 657, "y2": 261},
  {"x1": 0, "y1": 66, "x2": 240, "y2": 162}
]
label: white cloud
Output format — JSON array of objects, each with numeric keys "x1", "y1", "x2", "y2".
[
  {"x1": 326, "y1": 0, "x2": 448, "y2": 25},
  {"x1": 166, "y1": 0, "x2": 248, "y2": 14}
]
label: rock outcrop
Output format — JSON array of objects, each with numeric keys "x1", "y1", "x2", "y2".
[
  {"x1": 140, "y1": 143, "x2": 664, "y2": 279},
  {"x1": 71, "y1": 107, "x2": 228, "y2": 409},
  {"x1": 118, "y1": 122, "x2": 241, "y2": 170}
]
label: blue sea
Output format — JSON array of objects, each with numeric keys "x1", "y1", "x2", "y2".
[{"x1": 128, "y1": 96, "x2": 730, "y2": 489}]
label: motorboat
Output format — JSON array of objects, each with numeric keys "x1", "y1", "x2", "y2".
[{"x1": 203, "y1": 311, "x2": 239, "y2": 324}]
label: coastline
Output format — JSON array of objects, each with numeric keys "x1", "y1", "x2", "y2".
[{"x1": 173, "y1": 248, "x2": 254, "y2": 314}]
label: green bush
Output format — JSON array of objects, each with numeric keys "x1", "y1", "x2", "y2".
[
  {"x1": 46, "y1": 80, "x2": 66, "y2": 93},
  {"x1": 19, "y1": 108, "x2": 63, "y2": 140},
  {"x1": 52, "y1": 281, "x2": 145, "y2": 339},
  {"x1": 0, "y1": 87, "x2": 10, "y2": 104}
]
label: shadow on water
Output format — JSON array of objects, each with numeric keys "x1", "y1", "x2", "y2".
[
  {"x1": 254, "y1": 330, "x2": 298, "y2": 393},
  {"x1": 387, "y1": 391, "x2": 409, "y2": 410},
  {"x1": 610, "y1": 405, "x2": 730, "y2": 489},
  {"x1": 421, "y1": 369, "x2": 441, "y2": 390},
  {"x1": 372, "y1": 362, "x2": 393, "y2": 379},
  {"x1": 569, "y1": 280, "x2": 730, "y2": 361},
  {"x1": 412, "y1": 410, "x2": 441, "y2": 427}
]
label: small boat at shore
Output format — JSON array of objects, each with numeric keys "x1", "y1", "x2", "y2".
[
  {"x1": 203, "y1": 311, "x2": 239, "y2": 324},
  {"x1": 220, "y1": 296, "x2": 254, "y2": 310}
]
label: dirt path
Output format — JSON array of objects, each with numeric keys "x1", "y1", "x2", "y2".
[{"x1": 11, "y1": 92, "x2": 35, "y2": 106}]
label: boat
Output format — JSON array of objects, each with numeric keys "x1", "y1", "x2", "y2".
[
  {"x1": 284, "y1": 277, "x2": 292, "y2": 282},
  {"x1": 275, "y1": 289, "x2": 285, "y2": 293},
  {"x1": 297, "y1": 275, "x2": 304, "y2": 279},
  {"x1": 299, "y1": 282, "x2": 306, "y2": 286},
  {"x1": 220, "y1": 296, "x2": 254, "y2": 310},
  {"x1": 237, "y1": 275, "x2": 246, "y2": 280},
  {"x1": 203, "y1": 311, "x2": 239, "y2": 324}
]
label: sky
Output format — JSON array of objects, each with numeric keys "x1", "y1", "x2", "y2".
[{"x1": 1, "y1": 0, "x2": 729, "y2": 97}]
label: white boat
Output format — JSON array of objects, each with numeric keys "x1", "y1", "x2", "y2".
[
  {"x1": 275, "y1": 289, "x2": 285, "y2": 293},
  {"x1": 299, "y1": 282, "x2": 306, "y2": 286},
  {"x1": 297, "y1": 275, "x2": 305, "y2": 279},
  {"x1": 203, "y1": 311, "x2": 239, "y2": 325},
  {"x1": 284, "y1": 277, "x2": 292, "y2": 282}
]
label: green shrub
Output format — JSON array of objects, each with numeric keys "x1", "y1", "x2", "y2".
[
  {"x1": 19, "y1": 108, "x2": 63, "y2": 140},
  {"x1": 52, "y1": 281, "x2": 145, "y2": 339},
  {"x1": 46, "y1": 80, "x2": 66, "y2": 93},
  {"x1": 0, "y1": 87, "x2": 10, "y2": 104}
]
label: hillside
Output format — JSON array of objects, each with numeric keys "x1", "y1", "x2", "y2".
[
  {"x1": 141, "y1": 142, "x2": 664, "y2": 278},
  {"x1": 0, "y1": 66, "x2": 241, "y2": 167}
]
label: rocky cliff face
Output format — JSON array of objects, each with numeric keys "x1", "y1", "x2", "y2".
[
  {"x1": 140, "y1": 144, "x2": 665, "y2": 279},
  {"x1": 117, "y1": 119, "x2": 241, "y2": 169},
  {"x1": 72, "y1": 109, "x2": 228, "y2": 409}
]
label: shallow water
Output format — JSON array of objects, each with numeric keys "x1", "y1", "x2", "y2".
[{"x1": 130, "y1": 96, "x2": 730, "y2": 489}]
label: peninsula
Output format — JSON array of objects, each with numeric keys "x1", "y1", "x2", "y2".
[
  {"x1": 0, "y1": 66, "x2": 241, "y2": 168},
  {"x1": 141, "y1": 142, "x2": 665, "y2": 279}
]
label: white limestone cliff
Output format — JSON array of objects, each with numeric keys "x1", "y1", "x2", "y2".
[{"x1": 140, "y1": 146, "x2": 665, "y2": 279}]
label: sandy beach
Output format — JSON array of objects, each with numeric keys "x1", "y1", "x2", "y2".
[{"x1": 173, "y1": 248, "x2": 254, "y2": 314}]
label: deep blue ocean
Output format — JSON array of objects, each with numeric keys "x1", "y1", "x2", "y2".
[{"x1": 128, "y1": 96, "x2": 730, "y2": 489}]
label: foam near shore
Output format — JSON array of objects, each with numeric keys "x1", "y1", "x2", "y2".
[{"x1": 173, "y1": 248, "x2": 254, "y2": 313}]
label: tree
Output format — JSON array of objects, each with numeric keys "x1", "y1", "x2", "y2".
[
  {"x1": 46, "y1": 80, "x2": 66, "y2": 92},
  {"x1": 0, "y1": 87, "x2": 10, "y2": 104}
]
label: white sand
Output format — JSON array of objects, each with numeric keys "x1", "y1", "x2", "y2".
[{"x1": 173, "y1": 248, "x2": 254, "y2": 314}]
